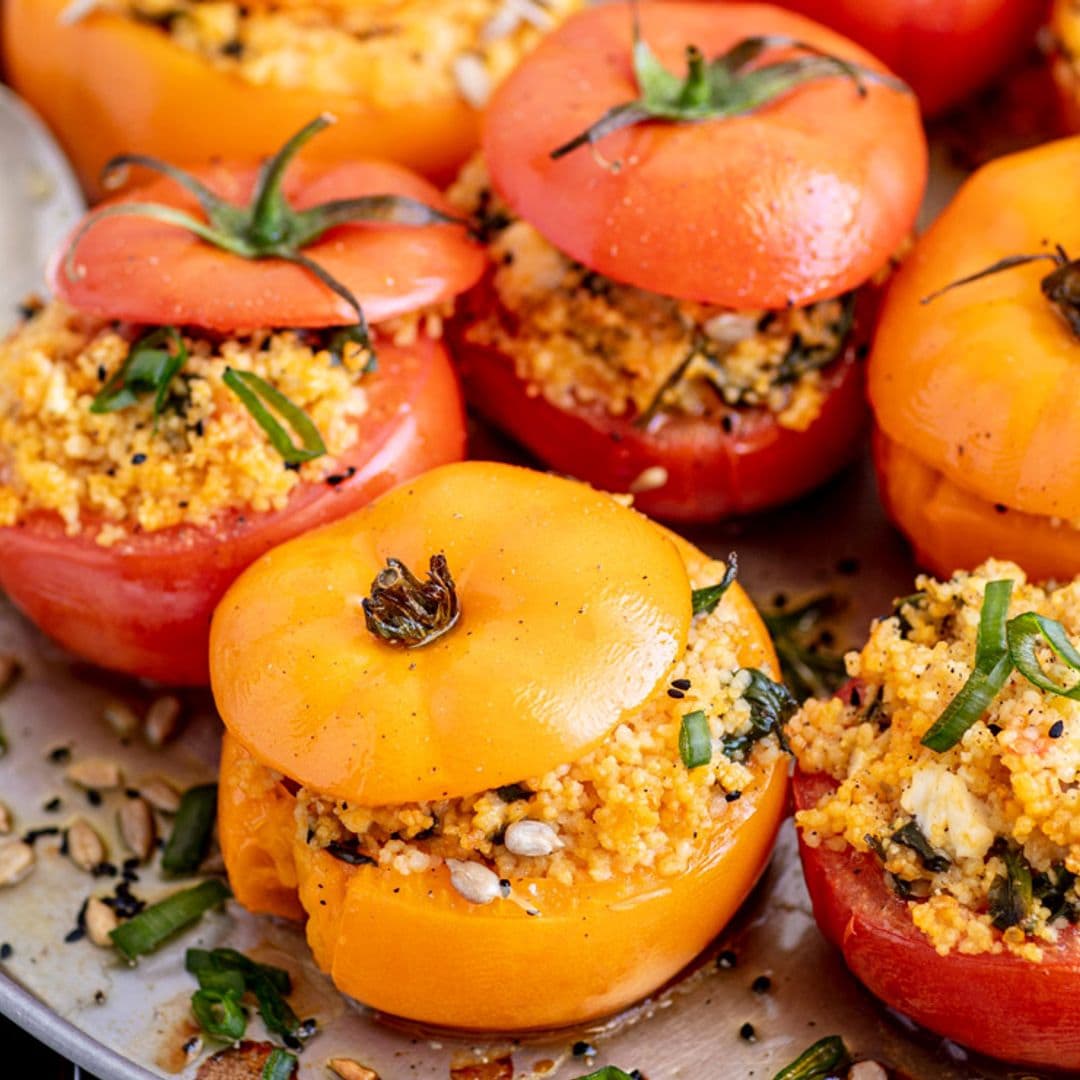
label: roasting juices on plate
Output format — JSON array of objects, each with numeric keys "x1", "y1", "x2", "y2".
[
  {"x1": 210, "y1": 461, "x2": 791, "y2": 1030},
  {"x1": 1, "y1": 0, "x2": 583, "y2": 197},
  {"x1": 870, "y1": 136, "x2": 1080, "y2": 581},
  {"x1": 0, "y1": 116, "x2": 484, "y2": 684},
  {"x1": 447, "y1": 0, "x2": 927, "y2": 523},
  {"x1": 790, "y1": 562, "x2": 1080, "y2": 1069}
]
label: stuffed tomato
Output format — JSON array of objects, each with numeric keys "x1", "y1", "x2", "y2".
[
  {"x1": 0, "y1": 118, "x2": 484, "y2": 684},
  {"x1": 870, "y1": 136, "x2": 1080, "y2": 581},
  {"x1": 1, "y1": 0, "x2": 582, "y2": 197},
  {"x1": 211, "y1": 461, "x2": 790, "y2": 1030},
  {"x1": 446, "y1": 1, "x2": 926, "y2": 522},
  {"x1": 789, "y1": 564, "x2": 1080, "y2": 1069}
]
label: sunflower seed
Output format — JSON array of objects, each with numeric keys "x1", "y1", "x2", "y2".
[
  {"x1": 66, "y1": 757, "x2": 122, "y2": 791},
  {"x1": 67, "y1": 818, "x2": 106, "y2": 872},
  {"x1": 139, "y1": 776, "x2": 181, "y2": 814},
  {"x1": 119, "y1": 797, "x2": 155, "y2": 861},
  {"x1": 85, "y1": 896, "x2": 119, "y2": 947},
  {"x1": 328, "y1": 1060, "x2": 381, "y2": 1080},
  {"x1": 446, "y1": 859, "x2": 502, "y2": 905},
  {"x1": 453, "y1": 53, "x2": 492, "y2": 109},
  {"x1": 0, "y1": 841, "x2": 34, "y2": 887},
  {"x1": 102, "y1": 699, "x2": 140, "y2": 738},
  {"x1": 504, "y1": 819, "x2": 564, "y2": 857},
  {"x1": 629, "y1": 465, "x2": 669, "y2": 494},
  {"x1": 849, "y1": 1063, "x2": 888, "y2": 1080},
  {"x1": 144, "y1": 695, "x2": 182, "y2": 746}
]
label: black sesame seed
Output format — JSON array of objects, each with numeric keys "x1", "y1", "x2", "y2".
[
  {"x1": 92, "y1": 861, "x2": 118, "y2": 878},
  {"x1": 87, "y1": 789, "x2": 103, "y2": 807},
  {"x1": 716, "y1": 949, "x2": 737, "y2": 969},
  {"x1": 572, "y1": 1042, "x2": 596, "y2": 1057},
  {"x1": 221, "y1": 39, "x2": 244, "y2": 57},
  {"x1": 297, "y1": 1018, "x2": 318, "y2": 1039},
  {"x1": 725, "y1": 790, "x2": 742, "y2": 803},
  {"x1": 751, "y1": 974, "x2": 772, "y2": 994},
  {"x1": 181, "y1": 1036, "x2": 200, "y2": 1055},
  {"x1": 1050, "y1": 720, "x2": 1065, "y2": 739},
  {"x1": 47, "y1": 746, "x2": 71, "y2": 765},
  {"x1": 0, "y1": 943, "x2": 11, "y2": 960},
  {"x1": 671, "y1": 678, "x2": 691, "y2": 690},
  {"x1": 282, "y1": 1034, "x2": 302, "y2": 1051},
  {"x1": 739, "y1": 1022, "x2": 756, "y2": 1042},
  {"x1": 987, "y1": 723, "x2": 1002, "y2": 736},
  {"x1": 131, "y1": 453, "x2": 147, "y2": 466},
  {"x1": 125, "y1": 788, "x2": 140, "y2": 799},
  {"x1": 994, "y1": 503, "x2": 1008, "y2": 514},
  {"x1": 720, "y1": 414, "x2": 735, "y2": 433},
  {"x1": 667, "y1": 688, "x2": 685, "y2": 699},
  {"x1": 94, "y1": 989, "x2": 107, "y2": 1004},
  {"x1": 43, "y1": 796, "x2": 62, "y2": 812},
  {"x1": 23, "y1": 826, "x2": 61, "y2": 845}
]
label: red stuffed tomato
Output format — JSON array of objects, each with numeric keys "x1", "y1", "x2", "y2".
[
  {"x1": 448, "y1": 2, "x2": 925, "y2": 522},
  {"x1": 794, "y1": 770, "x2": 1080, "y2": 1070},
  {"x1": 0, "y1": 117, "x2": 483, "y2": 683}
]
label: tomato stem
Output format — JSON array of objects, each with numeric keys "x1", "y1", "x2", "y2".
[{"x1": 362, "y1": 554, "x2": 461, "y2": 648}]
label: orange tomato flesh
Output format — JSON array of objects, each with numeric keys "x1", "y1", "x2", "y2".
[
  {"x1": 874, "y1": 428, "x2": 1080, "y2": 581},
  {"x1": 211, "y1": 462, "x2": 692, "y2": 805},
  {"x1": 2, "y1": 0, "x2": 481, "y2": 198}
]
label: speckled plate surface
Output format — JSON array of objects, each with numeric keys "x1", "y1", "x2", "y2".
[{"x1": 0, "y1": 64, "x2": 1064, "y2": 1080}]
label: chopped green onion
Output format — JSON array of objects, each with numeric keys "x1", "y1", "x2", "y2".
[
  {"x1": 1006, "y1": 611, "x2": 1080, "y2": 700},
  {"x1": 262, "y1": 1048, "x2": 298, "y2": 1080},
  {"x1": 222, "y1": 368, "x2": 327, "y2": 465},
  {"x1": 891, "y1": 821, "x2": 950, "y2": 874},
  {"x1": 194, "y1": 967, "x2": 246, "y2": 996},
  {"x1": 921, "y1": 579, "x2": 1014, "y2": 752},
  {"x1": 691, "y1": 553, "x2": 738, "y2": 616},
  {"x1": 162, "y1": 783, "x2": 218, "y2": 876},
  {"x1": 722, "y1": 668, "x2": 797, "y2": 763},
  {"x1": 989, "y1": 844, "x2": 1034, "y2": 931},
  {"x1": 252, "y1": 971, "x2": 301, "y2": 1039},
  {"x1": 573, "y1": 1069, "x2": 636, "y2": 1080},
  {"x1": 185, "y1": 947, "x2": 300, "y2": 1039},
  {"x1": 186, "y1": 947, "x2": 292, "y2": 995},
  {"x1": 110, "y1": 879, "x2": 231, "y2": 961},
  {"x1": 679, "y1": 710, "x2": 712, "y2": 769},
  {"x1": 91, "y1": 327, "x2": 188, "y2": 424},
  {"x1": 771, "y1": 1035, "x2": 852, "y2": 1080},
  {"x1": 191, "y1": 987, "x2": 247, "y2": 1042}
]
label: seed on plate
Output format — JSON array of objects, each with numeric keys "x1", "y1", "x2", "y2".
[
  {"x1": 849, "y1": 1063, "x2": 889, "y2": 1080},
  {"x1": 84, "y1": 896, "x2": 118, "y2": 947},
  {"x1": 453, "y1": 53, "x2": 492, "y2": 109},
  {"x1": 144, "y1": 695, "x2": 182, "y2": 746},
  {"x1": 504, "y1": 820, "x2": 563, "y2": 857},
  {"x1": 446, "y1": 859, "x2": 503, "y2": 905},
  {"x1": 0, "y1": 802, "x2": 11, "y2": 835},
  {"x1": 118, "y1": 797, "x2": 156, "y2": 861},
  {"x1": 102, "y1": 699, "x2": 140, "y2": 738},
  {"x1": 629, "y1": 465, "x2": 669, "y2": 494},
  {"x1": 139, "y1": 776, "x2": 181, "y2": 814},
  {"x1": 328, "y1": 1059, "x2": 381, "y2": 1080},
  {"x1": 67, "y1": 817, "x2": 106, "y2": 872},
  {"x1": 0, "y1": 841, "x2": 35, "y2": 887},
  {"x1": 66, "y1": 757, "x2": 122, "y2": 791}
]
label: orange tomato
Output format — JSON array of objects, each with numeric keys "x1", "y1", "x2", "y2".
[
  {"x1": 774, "y1": 0, "x2": 1047, "y2": 117},
  {"x1": 212, "y1": 461, "x2": 787, "y2": 1029},
  {"x1": 1, "y1": 0, "x2": 482, "y2": 198},
  {"x1": 869, "y1": 136, "x2": 1080, "y2": 577},
  {"x1": 484, "y1": 2, "x2": 926, "y2": 310}
]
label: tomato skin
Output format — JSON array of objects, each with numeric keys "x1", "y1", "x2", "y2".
[
  {"x1": 772, "y1": 0, "x2": 1047, "y2": 116},
  {"x1": 794, "y1": 768, "x2": 1080, "y2": 1070},
  {"x1": 53, "y1": 161, "x2": 485, "y2": 333},
  {"x1": 1, "y1": 0, "x2": 484, "y2": 198},
  {"x1": 449, "y1": 280, "x2": 870, "y2": 522},
  {"x1": 484, "y1": 2, "x2": 926, "y2": 310},
  {"x1": 0, "y1": 336, "x2": 464, "y2": 685}
]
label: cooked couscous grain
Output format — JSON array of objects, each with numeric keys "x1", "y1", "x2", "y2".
[
  {"x1": 449, "y1": 157, "x2": 853, "y2": 429},
  {"x1": 94, "y1": 0, "x2": 580, "y2": 105},
  {"x1": 790, "y1": 560, "x2": 1080, "y2": 960},
  {"x1": 299, "y1": 550, "x2": 783, "y2": 886}
]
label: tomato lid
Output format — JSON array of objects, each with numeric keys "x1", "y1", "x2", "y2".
[
  {"x1": 483, "y1": 2, "x2": 926, "y2": 309},
  {"x1": 210, "y1": 461, "x2": 692, "y2": 805},
  {"x1": 52, "y1": 153, "x2": 485, "y2": 332}
]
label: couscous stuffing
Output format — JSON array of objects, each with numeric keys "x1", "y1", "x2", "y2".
[
  {"x1": 300, "y1": 550, "x2": 786, "y2": 887},
  {"x1": 90, "y1": 0, "x2": 581, "y2": 105},
  {"x1": 449, "y1": 157, "x2": 855, "y2": 431},
  {"x1": 0, "y1": 301, "x2": 445, "y2": 543},
  {"x1": 790, "y1": 560, "x2": 1080, "y2": 962}
]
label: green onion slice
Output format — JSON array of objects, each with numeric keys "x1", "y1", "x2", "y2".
[
  {"x1": 988, "y1": 844, "x2": 1034, "y2": 931},
  {"x1": 573, "y1": 1069, "x2": 636, "y2": 1080},
  {"x1": 679, "y1": 710, "x2": 713, "y2": 769},
  {"x1": 186, "y1": 947, "x2": 292, "y2": 995},
  {"x1": 771, "y1": 1035, "x2": 852, "y2": 1080},
  {"x1": 110, "y1": 879, "x2": 231, "y2": 961},
  {"x1": 921, "y1": 579, "x2": 1014, "y2": 752},
  {"x1": 191, "y1": 987, "x2": 247, "y2": 1042},
  {"x1": 222, "y1": 367, "x2": 327, "y2": 465},
  {"x1": 691, "y1": 552, "x2": 738, "y2": 616},
  {"x1": 262, "y1": 1048, "x2": 298, "y2": 1080},
  {"x1": 91, "y1": 326, "x2": 188, "y2": 424},
  {"x1": 1006, "y1": 611, "x2": 1080, "y2": 700},
  {"x1": 162, "y1": 783, "x2": 218, "y2": 876},
  {"x1": 185, "y1": 947, "x2": 299, "y2": 1038}
]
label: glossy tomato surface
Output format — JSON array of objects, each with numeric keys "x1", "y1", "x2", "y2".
[
  {"x1": 484, "y1": 2, "x2": 926, "y2": 309},
  {"x1": 774, "y1": 0, "x2": 1046, "y2": 116},
  {"x1": 451, "y1": 279, "x2": 871, "y2": 522},
  {"x1": 0, "y1": 336, "x2": 465, "y2": 685},
  {"x1": 794, "y1": 768, "x2": 1080, "y2": 1070}
]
